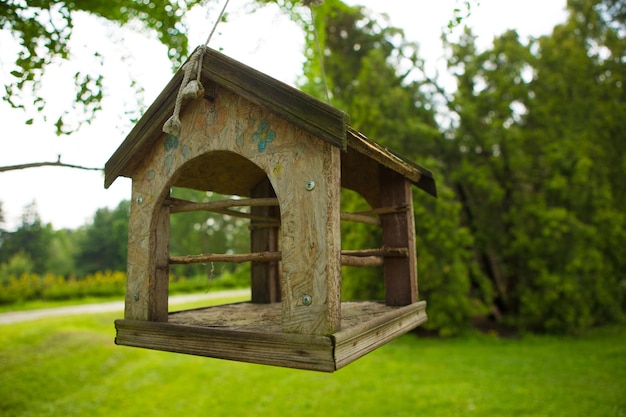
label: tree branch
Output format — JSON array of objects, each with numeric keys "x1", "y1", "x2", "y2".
[{"x1": 0, "y1": 158, "x2": 102, "y2": 173}]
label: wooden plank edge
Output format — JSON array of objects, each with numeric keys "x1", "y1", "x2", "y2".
[
  {"x1": 330, "y1": 301, "x2": 427, "y2": 370},
  {"x1": 201, "y1": 48, "x2": 349, "y2": 151},
  {"x1": 114, "y1": 319, "x2": 336, "y2": 372},
  {"x1": 104, "y1": 71, "x2": 184, "y2": 188},
  {"x1": 346, "y1": 128, "x2": 437, "y2": 198}
]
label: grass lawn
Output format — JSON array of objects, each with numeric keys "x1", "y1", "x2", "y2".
[{"x1": 1, "y1": 296, "x2": 625, "y2": 417}]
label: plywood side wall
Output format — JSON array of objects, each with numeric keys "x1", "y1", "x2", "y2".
[{"x1": 125, "y1": 87, "x2": 341, "y2": 335}]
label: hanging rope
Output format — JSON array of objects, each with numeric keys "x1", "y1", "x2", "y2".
[
  {"x1": 163, "y1": 0, "x2": 230, "y2": 140},
  {"x1": 204, "y1": 0, "x2": 230, "y2": 47}
]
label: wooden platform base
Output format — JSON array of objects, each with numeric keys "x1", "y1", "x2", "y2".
[{"x1": 115, "y1": 300, "x2": 427, "y2": 372}]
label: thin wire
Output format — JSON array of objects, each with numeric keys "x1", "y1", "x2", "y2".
[
  {"x1": 204, "y1": 0, "x2": 230, "y2": 47},
  {"x1": 308, "y1": 4, "x2": 331, "y2": 103}
]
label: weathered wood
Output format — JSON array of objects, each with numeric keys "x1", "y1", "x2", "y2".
[
  {"x1": 115, "y1": 318, "x2": 336, "y2": 372},
  {"x1": 170, "y1": 247, "x2": 408, "y2": 267},
  {"x1": 105, "y1": 69, "x2": 185, "y2": 188},
  {"x1": 199, "y1": 47, "x2": 349, "y2": 151},
  {"x1": 251, "y1": 179, "x2": 280, "y2": 304},
  {"x1": 279, "y1": 141, "x2": 342, "y2": 335},
  {"x1": 108, "y1": 46, "x2": 435, "y2": 371},
  {"x1": 380, "y1": 167, "x2": 418, "y2": 306},
  {"x1": 115, "y1": 300, "x2": 427, "y2": 372},
  {"x1": 169, "y1": 252, "x2": 282, "y2": 265},
  {"x1": 168, "y1": 197, "x2": 279, "y2": 213},
  {"x1": 104, "y1": 47, "x2": 350, "y2": 189},
  {"x1": 151, "y1": 203, "x2": 170, "y2": 322},
  {"x1": 342, "y1": 247, "x2": 409, "y2": 257},
  {"x1": 353, "y1": 205, "x2": 410, "y2": 216},
  {"x1": 340, "y1": 212, "x2": 380, "y2": 226},
  {"x1": 341, "y1": 247, "x2": 409, "y2": 268},
  {"x1": 346, "y1": 127, "x2": 437, "y2": 197},
  {"x1": 341, "y1": 255, "x2": 384, "y2": 267},
  {"x1": 172, "y1": 150, "x2": 267, "y2": 196},
  {"x1": 332, "y1": 301, "x2": 427, "y2": 369},
  {"x1": 203, "y1": 208, "x2": 277, "y2": 223}
]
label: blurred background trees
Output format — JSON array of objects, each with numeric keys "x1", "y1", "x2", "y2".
[{"x1": 1, "y1": 0, "x2": 624, "y2": 334}]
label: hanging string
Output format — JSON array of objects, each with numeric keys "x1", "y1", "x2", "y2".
[
  {"x1": 306, "y1": 1, "x2": 331, "y2": 103},
  {"x1": 163, "y1": 0, "x2": 230, "y2": 139},
  {"x1": 204, "y1": 0, "x2": 230, "y2": 47}
]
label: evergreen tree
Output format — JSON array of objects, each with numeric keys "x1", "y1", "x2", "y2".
[
  {"x1": 445, "y1": 0, "x2": 626, "y2": 332},
  {"x1": 74, "y1": 201, "x2": 129, "y2": 276}
]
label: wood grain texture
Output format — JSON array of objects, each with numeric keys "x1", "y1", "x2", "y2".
[
  {"x1": 151, "y1": 203, "x2": 170, "y2": 322},
  {"x1": 105, "y1": 47, "x2": 348, "y2": 189},
  {"x1": 115, "y1": 300, "x2": 427, "y2": 372},
  {"x1": 251, "y1": 179, "x2": 280, "y2": 303},
  {"x1": 199, "y1": 47, "x2": 349, "y2": 150},
  {"x1": 110, "y1": 46, "x2": 435, "y2": 370},
  {"x1": 346, "y1": 128, "x2": 437, "y2": 198},
  {"x1": 115, "y1": 318, "x2": 336, "y2": 372},
  {"x1": 380, "y1": 168, "x2": 418, "y2": 306},
  {"x1": 123, "y1": 88, "x2": 342, "y2": 335},
  {"x1": 332, "y1": 301, "x2": 427, "y2": 369}
]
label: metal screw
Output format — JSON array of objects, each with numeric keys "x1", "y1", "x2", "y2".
[
  {"x1": 305, "y1": 180, "x2": 316, "y2": 191},
  {"x1": 136, "y1": 196, "x2": 143, "y2": 204},
  {"x1": 133, "y1": 292, "x2": 140, "y2": 302},
  {"x1": 302, "y1": 294, "x2": 313, "y2": 306}
]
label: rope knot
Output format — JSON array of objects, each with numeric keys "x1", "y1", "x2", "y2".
[{"x1": 162, "y1": 47, "x2": 206, "y2": 140}]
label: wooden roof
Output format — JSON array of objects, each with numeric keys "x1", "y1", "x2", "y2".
[{"x1": 104, "y1": 47, "x2": 436, "y2": 197}]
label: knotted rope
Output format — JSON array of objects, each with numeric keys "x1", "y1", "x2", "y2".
[{"x1": 163, "y1": 0, "x2": 230, "y2": 140}]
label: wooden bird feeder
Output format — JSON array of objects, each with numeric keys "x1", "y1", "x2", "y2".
[{"x1": 105, "y1": 47, "x2": 436, "y2": 372}]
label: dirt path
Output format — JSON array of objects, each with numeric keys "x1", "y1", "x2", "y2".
[{"x1": 0, "y1": 288, "x2": 250, "y2": 325}]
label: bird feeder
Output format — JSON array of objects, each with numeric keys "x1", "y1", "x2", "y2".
[{"x1": 105, "y1": 47, "x2": 436, "y2": 372}]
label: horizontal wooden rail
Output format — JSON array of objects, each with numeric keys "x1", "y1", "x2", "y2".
[
  {"x1": 339, "y1": 205, "x2": 409, "y2": 226},
  {"x1": 352, "y1": 204, "x2": 410, "y2": 216},
  {"x1": 341, "y1": 255, "x2": 384, "y2": 267},
  {"x1": 170, "y1": 247, "x2": 408, "y2": 267},
  {"x1": 340, "y1": 212, "x2": 380, "y2": 226},
  {"x1": 208, "y1": 208, "x2": 277, "y2": 222},
  {"x1": 167, "y1": 197, "x2": 279, "y2": 214},
  {"x1": 341, "y1": 247, "x2": 409, "y2": 258},
  {"x1": 168, "y1": 198, "x2": 408, "y2": 228},
  {"x1": 170, "y1": 252, "x2": 282, "y2": 264}
]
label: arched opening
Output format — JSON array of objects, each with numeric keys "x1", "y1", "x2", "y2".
[{"x1": 166, "y1": 151, "x2": 281, "y2": 308}]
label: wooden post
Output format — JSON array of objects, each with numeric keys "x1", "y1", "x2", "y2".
[
  {"x1": 125, "y1": 185, "x2": 170, "y2": 322},
  {"x1": 250, "y1": 178, "x2": 281, "y2": 303},
  {"x1": 150, "y1": 202, "x2": 170, "y2": 321},
  {"x1": 278, "y1": 142, "x2": 342, "y2": 335},
  {"x1": 379, "y1": 167, "x2": 418, "y2": 306}
]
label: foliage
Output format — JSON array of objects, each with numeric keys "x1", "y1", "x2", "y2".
[
  {"x1": 289, "y1": 1, "x2": 484, "y2": 335},
  {"x1": 1, "y1": 0, "x2": 204, "y2": 134},
  {"x1": 444, "y1": 0, "x2": 626, "y2": 333},
  {"x1": 73, "y1": 200, "x2": 130, "y2": 276},
  {"x1": 1, "y1": 309, "x2": 625, "y2": 417},
  {"x1": 0, "y1": 268, "x2": 249, "y2": 305},
  {"x1": 0, "y1": 271, "x2": 126, "y2": 304},
  {"x1": 264, "y1": 0, "x2": 626, "y2": 334},
  {"x1": 0, "y1": 202, "x2": 53, "y2": 275},
  {"x1": 2, "y1": 0, "x2": 625, "y2": 336}
]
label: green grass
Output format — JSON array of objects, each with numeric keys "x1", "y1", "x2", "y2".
[{"x1": 1, "y1": 298, "x2": 625, "y2": 417}]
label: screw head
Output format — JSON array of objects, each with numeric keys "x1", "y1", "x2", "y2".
[
  {"x1": 133, "y1": 292, "x2": 140, "y2": 302},
  {"x1": 302, "y1": 294, "x2": 313, "y2": 306},
  {"x1": 305, "y1": 180, "x2": 316, "y2": 191},
  {"x1": 136, "y1": 196, "x2": 143, "y2": 204}
]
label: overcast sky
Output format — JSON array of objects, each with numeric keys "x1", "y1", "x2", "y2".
[{"x1": 0, "y1": 0, "x2": 568, "y2": 231}]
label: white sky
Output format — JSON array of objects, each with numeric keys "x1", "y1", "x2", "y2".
[{"x1": 0, "y1": 0, "x2": 567, "y2": 231}]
